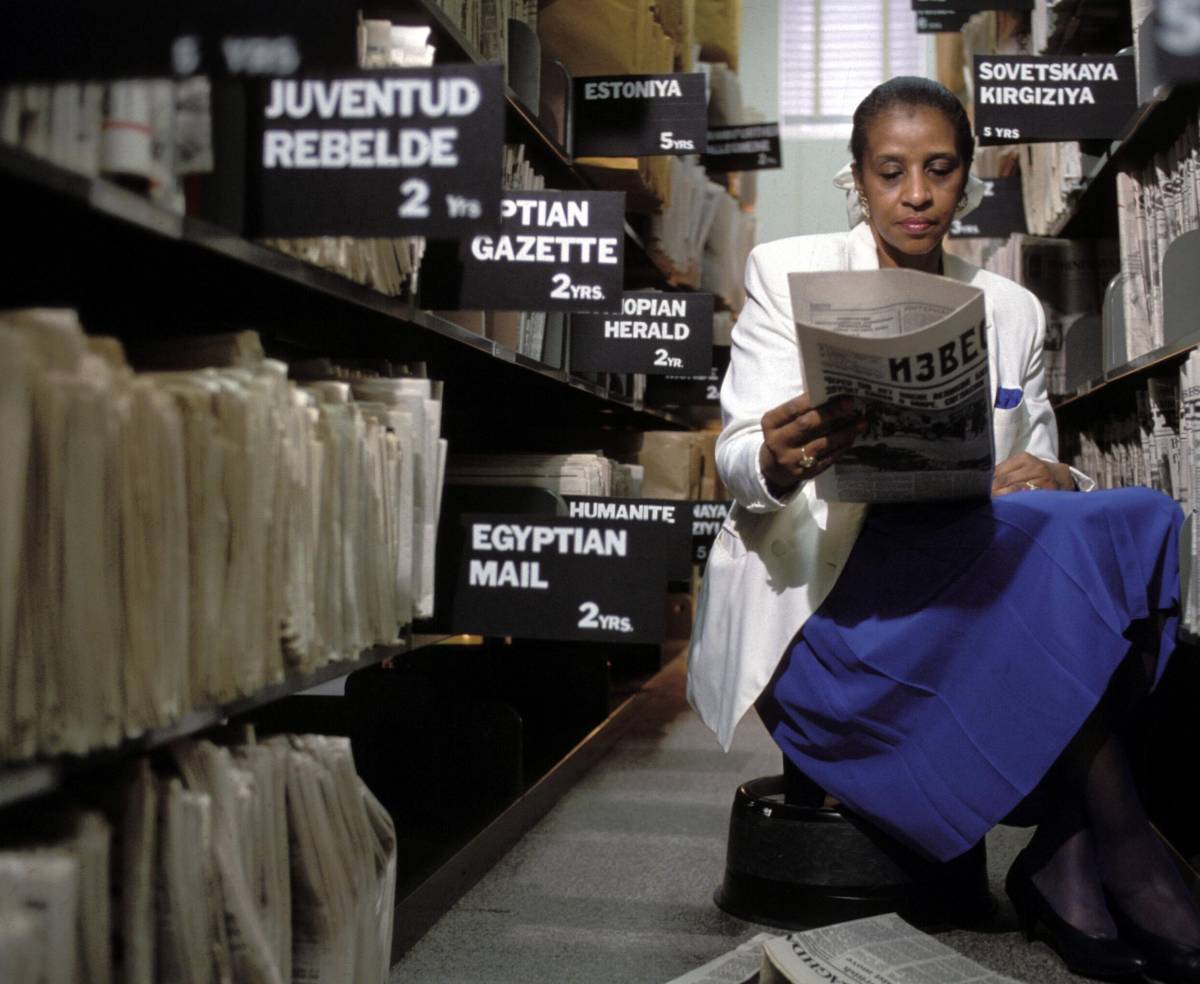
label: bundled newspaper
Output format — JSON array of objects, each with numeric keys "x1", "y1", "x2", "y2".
[{"x1": 789, "y1": 269, "x2": 993, "y2": 503}]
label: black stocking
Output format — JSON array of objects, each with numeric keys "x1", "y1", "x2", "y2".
[
  {"x1": 1080, "y1": 728, "x2": 1200, "y2": 945},
  {"x1": 1024, "y1": 773, "x2": 1117, "y2": 937},
  {"x1": 1030, "y1": 678, "x2": 1200, "y2": 946}
]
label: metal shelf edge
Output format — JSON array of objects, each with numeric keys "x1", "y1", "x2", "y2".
[
  {"x1": 0, "y1": 640, "x2": 410, "y2": 811},
  {"x1": 1055, "y1": 329, "x2": 1200, "y2": 407}
]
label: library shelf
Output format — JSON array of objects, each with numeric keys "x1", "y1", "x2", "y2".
[
  {"x1": 0, "y1": 638, "x2": 461, "y2": 812},
  {"x1": 1055, "y1": 327, "x2": 1200, "y2": 409},
  {"x1": 0, "y1": 144, "x2": 690, "y2": 433}
]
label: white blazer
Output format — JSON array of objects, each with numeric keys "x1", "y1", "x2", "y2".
[{"x1": 687, "y1": 221, "x2": 1088, "y2": 751}]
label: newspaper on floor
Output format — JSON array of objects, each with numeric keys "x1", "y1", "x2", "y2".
[
  {"x1": 789, "y1": 269, "x2": 992, "y2": 503},
  {"x1": 662, "y1": 932, "x2": 778, "y2": 984},
  {"x1": 760, "y1": 914, "x2": 1025, "y2": 984}
]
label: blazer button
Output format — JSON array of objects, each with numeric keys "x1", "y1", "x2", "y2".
[{"x1": 771, "y1": 539, "x2": 787, "y2": 557}]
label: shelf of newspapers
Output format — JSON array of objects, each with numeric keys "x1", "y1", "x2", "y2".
[
  {"x1": 1047, "y1": 25, "x2": 1185, "y2": 239},
  {"x1": 403, "y1": 0, "x2": 684, "y2": 287},
  {"x1": 0, "y1": 145, "x2": 687, "y2": 430},
  {"x1": 1056, "y1": 231, "x2": 1200, "y2": 408},
  {"x1": 0, "y1": 640, "x2": 430, "y2": 812}
]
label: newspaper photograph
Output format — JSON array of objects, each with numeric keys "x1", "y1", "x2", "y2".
[
  {"x1": 788, "y1": 269, "x2": 993, "y2": 503},
  {"x1": 760, "y1": 914, "x2": 1025, "y2": 984}
]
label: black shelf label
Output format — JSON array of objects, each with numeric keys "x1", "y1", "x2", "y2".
[
  {"x1": 573, "y1": 73, "x2": 708, "y2": 157},
  {"x1": 460, "y1": 190, "x2": 626, "y2": 311},
  {"x1": 916, "y1": 10, "x2": 972, "y2": 32},
  {"x1": 1153, "y1": 1, "x2": 1200, "y2": 81},
  {"x1": 691, "y1": 501, "x2": 732, "y2": 567},
  {"x1": 949, "y1": 175, "x2": 1028, "y2": 238},
  {"x1": 973, "y1": 55, "x2": 1137, "y2": 144},
  {"x1": 703, "y1": 124, "x2": 783, "y2": 173},
  {"x1": 247, "y1": 65, "x2": 504, "y2": 237},
  {"x1": 0, "y1": 2, "x2": 356, "y2": 81},
  {"x1": 913, "y1": 0, "x2": 1032, "y2": 9},
  {"x1": 569, "y1": 292, "x2": 714, "y2": 375},
  {"x1": 565, "y1": 497, "x2": 693, "y2": 580},
  {"x1": 646, "y1": 344, "x2": 731, "y2": 409},
  {"x1": 452, "y1": 515, "x2": 668, "y2": 643}
]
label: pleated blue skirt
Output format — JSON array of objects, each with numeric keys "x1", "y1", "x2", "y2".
[{"x1": 757, "y1": 486, "x2": 1183, "y2": 863}]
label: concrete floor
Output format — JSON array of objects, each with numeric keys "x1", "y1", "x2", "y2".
[{"x1": 390, "y1": 656, "x2": 1111, "y2": 984}]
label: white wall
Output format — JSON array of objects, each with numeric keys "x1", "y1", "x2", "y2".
[{"x1": 738, "y1": 0, "x2": 853, "y2": 244}]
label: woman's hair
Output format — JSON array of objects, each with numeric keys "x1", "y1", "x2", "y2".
[{"x1": 850, "y1": 76, "x2": 975, "y2": 172}]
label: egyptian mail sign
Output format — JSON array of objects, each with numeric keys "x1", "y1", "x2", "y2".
[
  {"x1": 247, "y1": 66, "x2": 503, "y2": 236},
  {"x1": 973, "y1": 55, "x2": 1137, "y2": 144},
  {"x1": 452, "y1": 516, "x2": 668, "y2": 643}
]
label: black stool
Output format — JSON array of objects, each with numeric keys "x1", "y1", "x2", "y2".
[{"x1": 714, "y1": 758, "x2": 994, "y2": 929}]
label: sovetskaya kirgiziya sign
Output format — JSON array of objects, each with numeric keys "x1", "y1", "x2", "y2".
[{"x1": 972, "y1": 55, "x2": 1137, "y2": 144}]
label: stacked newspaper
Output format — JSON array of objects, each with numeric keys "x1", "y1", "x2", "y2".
[
  {"x1": 1018, "y1": 141, "x2": 1091, "y2": 235},
  {"x1": 446, "y1": 452, "x2": 643, "y2": 497},
  {"x1": 0, "y1": 77, "x2": 205, "y2": 213},
  {"x1": 1062, "y1": 361, "x2": 1200, "y2": 635},
  {"x1": 647, "y1": 158, "x2": 727, "y2": 286},
  {"x1": 430, "y1": 0, "x2": 537, "y2": 65},
  {"x1": 1115, "y1": 108, "x2": 1200, "y2": 360},
  {"x1": 703, "y1": 185, "x2": 756, "y2": 311},
  {"x1": 790, "y1": 269, "x2": 993, "y2": 503},
  {"x1": 0, "y1": 311, "x2": 444, "y2": 763},
  {"x1": 0, "y1": 733, "x2": 396, "y2": 984},
  {"x1": 665, "y1": 914, "x2": 1025, "y2": 984},
  {"x1": 0, "y1": 810, "x2": 112, "y2": 984}
]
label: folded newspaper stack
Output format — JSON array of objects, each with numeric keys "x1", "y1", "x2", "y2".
[
  {"x1": 790, "y1": 269, "x2": 992, "y2": 503},
  {"x1": 0, "y1": 732, "x2": 396, "y2": 984},
  {"x1": 0, "y1": 311, "x2": 444, "y2": 764},
  {"x1": 446, "y1": 452, "x2": 643, "y2": 497}
]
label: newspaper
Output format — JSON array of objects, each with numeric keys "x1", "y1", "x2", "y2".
[
  {"x1": 662, "y1": 932, "x2": 777, "y2": 984},
  {"x1": 760, "y1": 914, "x2": 1025, "y2": 984},
  {"x1": 789, "y1": 269, "x2": 993, "y2": 503}
]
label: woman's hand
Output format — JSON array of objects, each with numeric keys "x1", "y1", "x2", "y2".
[
  {"x1": 992, "y1": 452, "x2": 1075, "y2": 496},
  {"x1": 759, "y1": 394, "x2": 866, "y2": 497}
]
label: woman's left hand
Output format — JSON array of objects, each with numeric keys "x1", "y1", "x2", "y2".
[{"x1": 992, "y1": 452, "x2": 1075, "y2": 496}]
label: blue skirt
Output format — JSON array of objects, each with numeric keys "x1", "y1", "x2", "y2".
[{"x1": 757, "y1": 487, "x2": 1183, "y2": 862}]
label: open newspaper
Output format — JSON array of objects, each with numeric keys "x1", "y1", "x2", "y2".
[
  {"x1": 789, "y1": 269, "x2": 993, "y2": 503},
  {"x1": 760, "y1": 914, "x2": 1024, "y2": 984},
  {"x1": 664, "y1": 915, "x2": 1025, "y2": 984}
]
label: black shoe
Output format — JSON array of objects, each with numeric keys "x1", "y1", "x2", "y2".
[
  {"x1": 1107, "y1": 895, "x2": 1200, "y2": 983},
  {"x1": 1005, "y1": 851, "x2": 1148, "y2": 980}
]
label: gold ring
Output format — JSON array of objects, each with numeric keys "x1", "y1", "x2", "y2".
[
  {"x1": 1024, "y1": 480, "x2": 1038, "y2": 490},
  {"x1": 798, "y1": 446, "x2": 817, "y2": 469}
]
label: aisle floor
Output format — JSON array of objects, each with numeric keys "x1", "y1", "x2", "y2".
[{"x1": 390, "y1": 655, "x2": 1105, "y2": 984}]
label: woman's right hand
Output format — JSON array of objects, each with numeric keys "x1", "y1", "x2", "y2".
[{"x1": 758, "y1": 394, "x2": 866, "y2": 497}]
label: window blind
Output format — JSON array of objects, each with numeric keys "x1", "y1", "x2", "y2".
[{"x1": 779, "y1": 0, "x2": 927, "y2": 139}]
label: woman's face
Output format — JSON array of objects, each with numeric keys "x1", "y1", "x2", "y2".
[{"x1": 853, "y1": 104, "x2": 967, "y2": 271}]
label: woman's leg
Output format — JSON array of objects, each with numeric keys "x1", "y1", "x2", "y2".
[{"x1": 1033, "y1": 699, "x2": 1200, "y2": 945}]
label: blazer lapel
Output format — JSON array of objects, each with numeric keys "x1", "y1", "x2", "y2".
[{"x1": 846, "y1": 221, "x2": 880, "y2": 270}]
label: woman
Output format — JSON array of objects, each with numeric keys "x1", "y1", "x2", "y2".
[{"x1": 688, "y1": 76, "x2": 1200, "y2": 981}]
